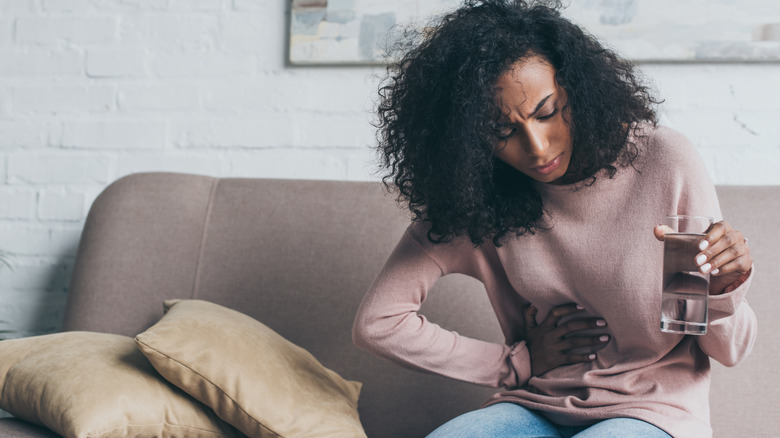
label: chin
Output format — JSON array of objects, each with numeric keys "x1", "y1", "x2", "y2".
[{"x1": 542, "y1": 175, "x2": 565, "y2": 184}]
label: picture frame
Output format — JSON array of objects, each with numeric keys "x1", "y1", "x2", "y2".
[{"x1": 289, "y1": 0, "x2": 780, "y2": 65}]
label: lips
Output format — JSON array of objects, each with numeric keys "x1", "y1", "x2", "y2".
[{"x1": 533, "y1": 154, "x2": 562, "y2": 175}]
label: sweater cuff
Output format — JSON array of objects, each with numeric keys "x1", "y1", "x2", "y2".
[
  {"x1": 501, "y1": 341, "x2": 532, "y2": 389},
  {"x1": 708, "y1": 265, "x2": 754, "y2": 322},
  {"x1": 723, "y1": 267, "x2": 752, "y2": 294}
]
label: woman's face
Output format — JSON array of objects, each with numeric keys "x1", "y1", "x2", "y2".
[{"x1": 493, "y1": 56, "x2": 574, "y2": 185}]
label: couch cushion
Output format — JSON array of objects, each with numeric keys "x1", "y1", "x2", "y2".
[
  {"x1": 62, "y1": 174, "x2": 503, "y2": 437},
  {"x1": 135, "y1": 299, "x2": 366, "y2": 438},
  {"x1": 0, "y1": 331, "x2": 239, "y2": 438}
]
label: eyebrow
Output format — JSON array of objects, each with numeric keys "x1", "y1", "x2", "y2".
[
  {"x1": 497, "y1": 92, "x2": 555, "y2": 124},
  {"x1": 526, "y1": 93, "x2": 554, "y2": 118}
]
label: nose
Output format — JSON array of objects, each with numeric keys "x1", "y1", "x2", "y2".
[{"x1": 522, "y1": 125, "x2": 548, "y2": 158}]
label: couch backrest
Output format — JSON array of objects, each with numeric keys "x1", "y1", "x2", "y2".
[
  {"x1": 62, "y1": 173, "x2": 778, "y2": 437},
  {"x1": 709, "y1": 185, "x2": 778, "y2": 437}
]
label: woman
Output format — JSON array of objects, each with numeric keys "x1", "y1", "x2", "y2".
[{"x1": 352, "y1": 1, "x2": 756, "y2": 437}]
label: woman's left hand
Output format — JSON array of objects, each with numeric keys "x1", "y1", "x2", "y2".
[{"x1": 654, "y1": 220, "x2": 753, "y2": 295}]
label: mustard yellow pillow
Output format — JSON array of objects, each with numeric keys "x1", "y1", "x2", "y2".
[
  {"x1": 0, "y1": 331, "x2": 240, "y2": 438},
  {"x1": 134, "y1": 299, "x2": 366, "y2": 438}
]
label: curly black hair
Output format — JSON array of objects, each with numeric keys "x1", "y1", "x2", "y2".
[{"x1": 375, "y1": 0, "x2": 660, "y2": 246}]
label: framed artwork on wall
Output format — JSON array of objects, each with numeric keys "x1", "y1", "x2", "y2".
[{"x1": 289, "y1": 0, "x2": 780, "y2": 65}]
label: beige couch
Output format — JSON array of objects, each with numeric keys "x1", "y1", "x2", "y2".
[{"x1": 0, "y1": 172, "x2": 776, "y2": 437}]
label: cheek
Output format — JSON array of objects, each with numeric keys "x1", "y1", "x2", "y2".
[
  {"x1": 550, "y1": 119, "x2": 573, "y2": 145},
  {"x1": 495, "y1": 140, "x2": 529, "y2": 167}
]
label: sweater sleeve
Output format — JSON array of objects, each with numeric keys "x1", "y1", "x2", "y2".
[
  {"x1": 352, "y1": 224, "x2": 532, "y2": 389},
  {"x1": 699, "y1": 268, "x2": 757, "y2": 366},
  {"x1": 659, "y1": 126, "x2": 758, "y2": 366}
]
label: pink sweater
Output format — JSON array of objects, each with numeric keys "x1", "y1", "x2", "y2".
[{"x1": 352, "y1": 125, "x2": 757, "y2": 438}]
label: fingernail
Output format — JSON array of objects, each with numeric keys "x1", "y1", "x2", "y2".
[
  {"x1": 596, "y1": 319, "x2": 607, "y2": 327},
  {"x1": 699, "y1": 240, "x2": 709, "y2": 251},
  {"x1": 696, "y1": 254, "x2": 707, "y2": 266},
  {"x1": 588, "y1": 354, "x2": 596, "y2": 360},
  {"x1": 701, "y1": 263, "x2": 712, "y2": 273},
  {"x1": 712, "y1": 268, "x2": 720, "y2": 275},
  {"x1": 599, "y1": 335, "x2": 609, "y2": 342}
]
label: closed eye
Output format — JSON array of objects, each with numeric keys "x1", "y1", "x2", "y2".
[
  {"x1": 495, "y1": 126, "x2": 516, "y2": 140},
  {"x1": 493, "y1": 106, "x2": 558, "y2": 139},
  {"x1": 537, "y1": 107, "x2": 559, "y2": 121}
]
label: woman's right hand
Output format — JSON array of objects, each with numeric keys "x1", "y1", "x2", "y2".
[{"x1": 524, "y1": 303, "x2": 610, "y2": 377}]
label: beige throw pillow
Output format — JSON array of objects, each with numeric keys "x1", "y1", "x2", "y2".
[
  {"x1": 0, "y1": 331, "x2": 240, "y2": 438},
  {"x1": 135, "y1": 299, "x2": 366, "y2": 438}
]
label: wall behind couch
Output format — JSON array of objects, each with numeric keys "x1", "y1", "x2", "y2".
[{"x1": 0, "y1": 0, "x2": 778, "y2": 338}]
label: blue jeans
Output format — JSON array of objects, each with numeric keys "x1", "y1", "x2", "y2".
[{"x1": 426, "y1": 403, "x2": 673, "y2": 438}]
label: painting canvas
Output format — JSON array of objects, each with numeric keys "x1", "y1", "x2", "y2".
[{"x1": 289, "y1": 0, "x2": 780, "y2": 64}]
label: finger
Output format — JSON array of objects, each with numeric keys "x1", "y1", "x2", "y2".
[
  {"x1": 539, "y1": 303, "x2": 583, "y2": 329},
  {"x1": 698, "y1": 221, "x2": 730, "y2": 252},
  {"x1": 710, "y1": 254, "x2": 753, "y2": 277},
  {"x1": 523, "y1": 304, "x2": 538, "y2": 330},
  {"x1": 654, "y1": 225, "x2": 674, "y2": 242},
  {"x1": 561, "y1": 334, "x2": 610, "y2": 350},
  {"x1": 702, "y1": 237, "x2": 747, "y2": 274},
  {"x1": 697, "y1": 229, "x2": 744, "y2": 274},
  {"x1": 555, "y1": 317, "x2": 608, "y2": 336},
  {"x1": 562, "y1": 352, "x2": 598, "y2": 365}
]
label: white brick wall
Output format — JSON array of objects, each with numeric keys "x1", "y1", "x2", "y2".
[{"x1": 0, "y1": 1, "x2": 778, "y2": 338}]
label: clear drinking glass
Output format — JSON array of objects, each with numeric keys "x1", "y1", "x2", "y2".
[{"x1": 660, "y1": 215, "x2": 714, "y2": 335}]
